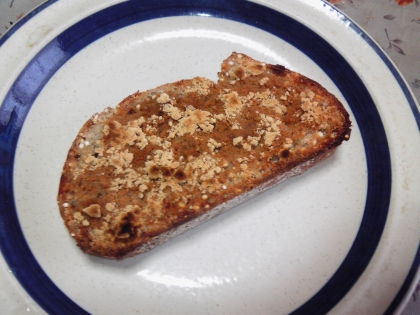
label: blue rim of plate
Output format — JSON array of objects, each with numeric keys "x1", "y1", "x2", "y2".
[{"x1": 0, "y1": 0, "x2": 418, "y2": 314}]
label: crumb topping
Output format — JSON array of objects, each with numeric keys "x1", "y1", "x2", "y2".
[
  {"x1": 300, "y1": 91, "x2": 323, "y2": 123},
  {"x1": 82, "y1": 204, "x2": 101, "y2": 218},
  {"x1": 219, "y1": 91, "x2": 244, "y2": 119},
  {"x1": 156, "y1": 93, "x2": 171, "y2": 104},
  {"x1": 259, "y1": 77, "x2": 269, "y2": 85},
  {"x1": 162, "y1": 103, "x2": 182, "y2": 120},
  {"x1": 184, "y1": 77, "x2": 214, "y2": 95},
  {"x1": 208, "y1": 138, "x2": 222, "y2": 153},
  {"x1": 169, "y1": 107, "x2": 215, "y2": 138},
  {"x1": 58, "y1": 52, "x2": 351, "y2": 258}
]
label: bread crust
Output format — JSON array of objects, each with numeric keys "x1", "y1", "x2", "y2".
[{"x1": 57, "y1": 52, "x2": 351, "y2": 259}]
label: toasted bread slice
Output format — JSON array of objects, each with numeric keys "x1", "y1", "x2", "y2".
[{"x1": 58, "y1": 52, "x2": 351, "y2": 259}]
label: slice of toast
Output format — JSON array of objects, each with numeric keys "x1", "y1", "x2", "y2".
[{"x1": 58, "y1": 52, "x2": 351, "y2": 259}]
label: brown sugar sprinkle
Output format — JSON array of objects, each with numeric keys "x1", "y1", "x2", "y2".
[
  {"x1": 82, "y1": 204, "x2": 101, "y2": 218},
  {"x1": 57, "y1": 52, "x2": 351, "y2": 259}
]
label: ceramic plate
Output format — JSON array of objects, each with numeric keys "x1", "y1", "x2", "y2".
[{"x1": 1, "y1": 0, "x2": 419, "y2": 314}]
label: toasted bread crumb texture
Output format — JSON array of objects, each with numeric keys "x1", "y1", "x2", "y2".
[{"x1": 58, "y1": 52, "x2": 351, "y2": 259}]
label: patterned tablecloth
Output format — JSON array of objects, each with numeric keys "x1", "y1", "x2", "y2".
[{"x1": 0, "y1": 0, "x2": 419, "y2": 314}]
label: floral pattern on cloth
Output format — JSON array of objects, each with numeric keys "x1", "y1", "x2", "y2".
[
  {"x1": 328, "y1": 0, "x2": 420, "y2": 110},
  {"x1": 394, "y1": 0, "x2": 418, "y2": 6},
  {"x1": 0, "y1": 0, "x2": 45, "y2": 37},
  {"x1": 330, "y1": 0, "x2": 419, "y2": 6}
]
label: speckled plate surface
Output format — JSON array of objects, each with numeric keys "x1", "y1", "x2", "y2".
[{"x1": 0, "y1": 0, "x2": 419, "y2": 314}]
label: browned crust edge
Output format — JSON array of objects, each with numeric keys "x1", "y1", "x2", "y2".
[{"x1": 114, "y1": 147, "x2": 337, "y2": 259}]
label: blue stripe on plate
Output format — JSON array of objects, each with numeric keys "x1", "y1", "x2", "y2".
[
  {"x1": 324, "y1": 3, "x2": 420, "y2": 313},
  {"x1": 0, "y1": 0, "x2": 402, "y2": 314}
]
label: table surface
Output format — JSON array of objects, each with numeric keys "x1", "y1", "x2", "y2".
[{"x1": 0, "y1": 0, "x2": 419, "y2": 314}]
